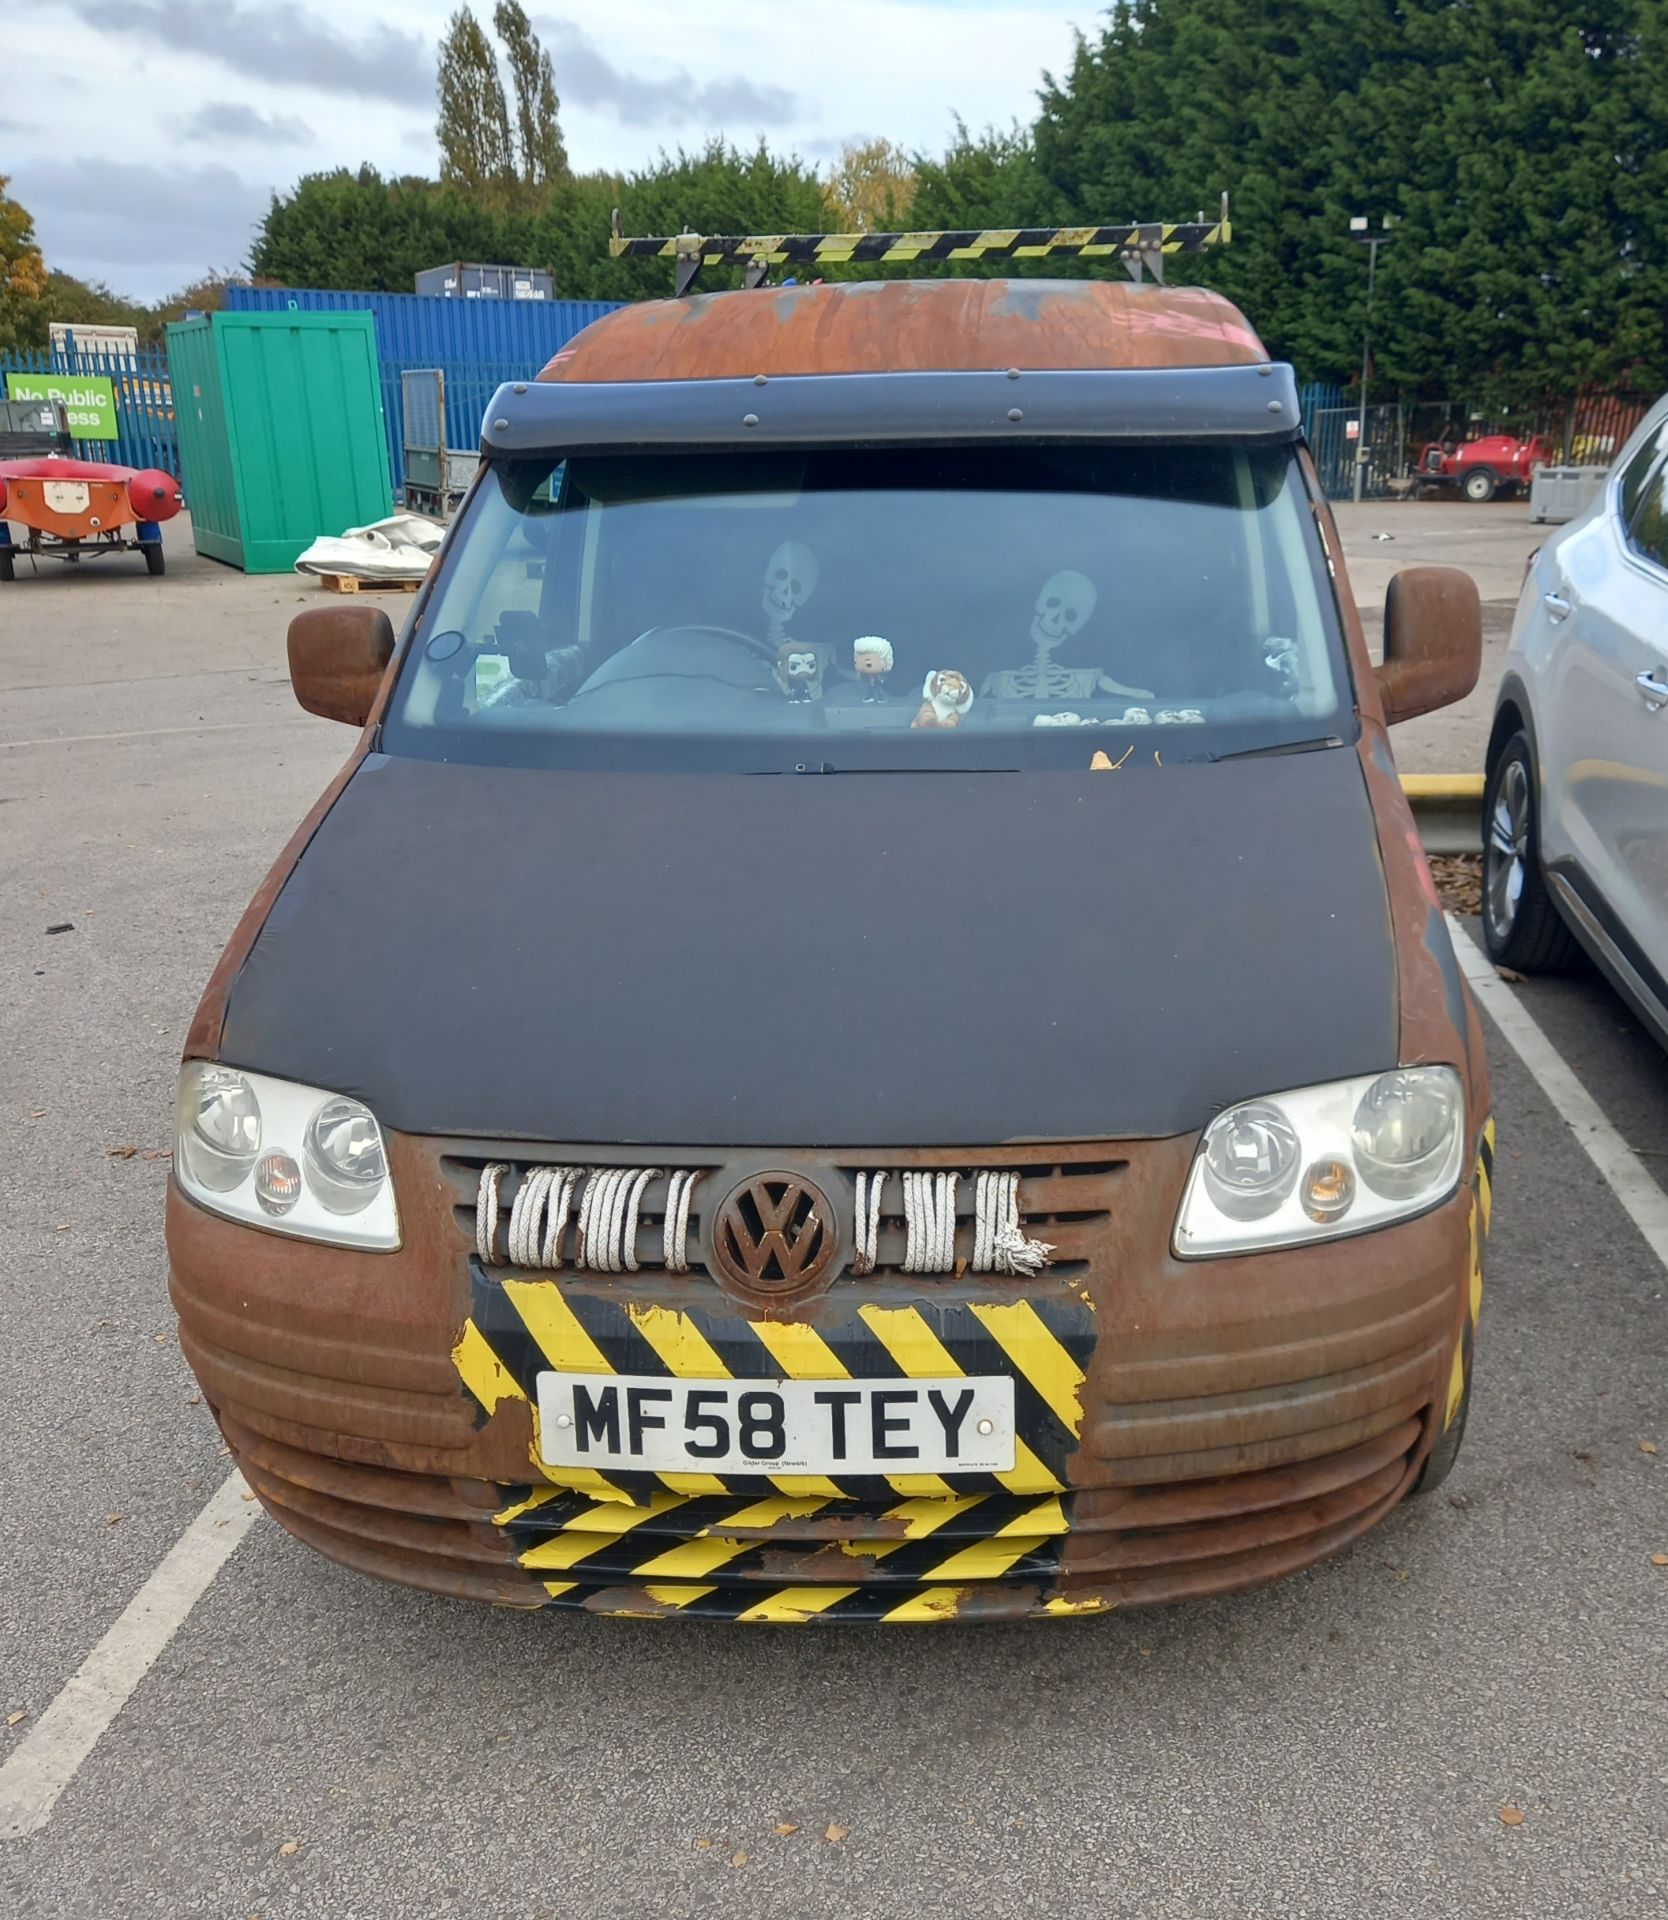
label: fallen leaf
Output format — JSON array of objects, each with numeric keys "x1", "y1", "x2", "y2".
[
  {"x1": 693, "y1": 1839, "x2": 712, "y2": 1852},
  {"x1": 1641, "y1": 1441, "x2": 1658, "y2": 1455},
  {"x1": 141, "y1": 1149, "x2": 172, "y2": 1162},
  {"x1": 1494, "y1": 965, "x2": 1526, "y2": 984},
  {"x1": 106, "y1": 1513, "x2": 122, "y2": 1526},
  {"x1": 824, "y1": 1823, "x2": 848, "y2": 1844},
  {"x1": 1650, "y1": 1553, "x2": 1668, "y2": 1567},
  {"x1": 278, "y1": 1839, "x2": 300, "y2": 1857},
  {"x1": 1498, "y1": 1806, "x2": 1524, "y2": 1827},
  {"x1": 729, "y1": 1850, "x2": 748, "y2": 1868},
  {"x1": 241, "y1": 1491, "x2": 258, "y2": 1502},
  {"x1": 189, "y1": 1392, "x2": 202, "y2": 1406},
  {"x1": 773, "y1": 1822, "x2": 798, "y2": 1837},
  {"x1": 7, "y1": 1711, "x2": 26, "y2": 1727},
  {"x1": 107, "y1": 1145, "x2": 138, "y2": 1160}
]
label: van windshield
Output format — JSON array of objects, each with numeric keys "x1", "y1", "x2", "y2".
[{"x1": 382, "y1": 443, "x2": 1351, "y2": 771}]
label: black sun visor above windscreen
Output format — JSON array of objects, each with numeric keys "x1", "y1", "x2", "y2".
[{"x1": 479, "y1": 364, "x2": 1305, "y2": 458}]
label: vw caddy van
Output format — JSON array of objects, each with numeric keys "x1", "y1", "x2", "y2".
[{"x1": 168, "y1": 268, "x2": 1492, "y2": 1622}]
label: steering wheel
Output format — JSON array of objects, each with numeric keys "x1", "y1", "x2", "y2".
[
  {"x1": 565, "y1": 623, "x2": 787, "y2": 706},
  {"x1": 662, "y1": 623, "x2": 784, "y2": 661}
]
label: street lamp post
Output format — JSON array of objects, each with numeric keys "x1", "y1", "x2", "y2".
[{"x1": 1349, "y1": 215, "x2": 1396, "y2": 504}]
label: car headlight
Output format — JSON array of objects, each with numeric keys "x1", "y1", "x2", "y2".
[
  {"x1": 174, "y1": 1063, "x2": 400, "y2": 1251},
  {"x1": 1174, "y1": 1067, "x2": 1464, "y2": 1257}
]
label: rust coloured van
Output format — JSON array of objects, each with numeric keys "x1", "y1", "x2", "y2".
[{"x1": 167, "y1": 272, "x2": 1492, "y2": 1622}]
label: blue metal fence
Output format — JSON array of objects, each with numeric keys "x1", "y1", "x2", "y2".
[
  {"x1": 0, "y1": 340, "x2": 179, "y2": 475},
  {"x1": 1297, "y1": 380, "x2": 1344, "y2": 444},
  {"x1": 224, "y1": 286, "x2": 619, "y2": 492}
]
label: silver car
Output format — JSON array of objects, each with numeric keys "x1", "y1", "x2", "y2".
[{"x1": 1485, "y1": 398, "x2": 1668, "y2": 1046}]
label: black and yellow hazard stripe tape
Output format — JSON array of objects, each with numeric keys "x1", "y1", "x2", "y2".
[
  {"x1": 494, "y1": 1483, "x2": 1069, "y2": 1587},
  {"x1": 608, "y1": 221, "x2": 1229, "y2": 269},
  {"x1": 452, "y1": 1266, "x2": 1096, "y2": 1503},
  {"x1": 1446, "y1": 1116, "x2": 1494, "y2": 1429},
  {"x1": 524, "y1": 1579, "x2": 1112, "y2": 1623},
  {"x1": 495, "y1": 1485, "x2": 1068, "y2": 1544}
]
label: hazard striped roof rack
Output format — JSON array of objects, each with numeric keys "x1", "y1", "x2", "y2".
[{"x1": 609, "y1": 194, "x2": 1230, "y2": 296}]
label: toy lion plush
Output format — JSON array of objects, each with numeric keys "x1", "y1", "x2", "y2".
[{"x1": 912, "y1": 669, "x2": 974, "y2": 729}]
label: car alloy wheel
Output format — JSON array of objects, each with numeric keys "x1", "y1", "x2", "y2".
[
  {"x1": 1485, "y1": 756, "x2": 1529, "y2": 941},
  {"x1": 1480, "y1": 731, "x2": 1580, "y2": 972}
]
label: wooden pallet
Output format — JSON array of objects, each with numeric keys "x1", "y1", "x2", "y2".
[{"x1": 314, "y1": 571, "x2": 421, "y2": 595}]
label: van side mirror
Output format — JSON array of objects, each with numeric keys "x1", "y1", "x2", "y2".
[
  {"x1": 1374, "y1": 566, "x2": 1482, "y2": 725},
  {"x1": 287, "y1": 605, "x2": 396, "y2": 727}
]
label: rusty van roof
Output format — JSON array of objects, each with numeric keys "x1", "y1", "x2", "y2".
[{"x1": 535, "y1": 278, "x2": 1268, "y2": 384}]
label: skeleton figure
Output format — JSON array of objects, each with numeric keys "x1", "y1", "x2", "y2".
[
  {"x1": 981, "y1": 568, "x2": 1153, "y2": 703},
  {"x1": 762, "y1": 540, "x2": 820, "y2": 642}
]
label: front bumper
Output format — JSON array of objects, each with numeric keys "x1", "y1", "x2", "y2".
[{"x1": 167, "y1": 1128, "x2": 1490, "y2": 1621}]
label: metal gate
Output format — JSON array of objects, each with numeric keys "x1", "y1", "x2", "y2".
[
  {"x1": 1311, "y1": 403, "x2": 1405, "y2": 500},
  {"x1": 400, "y1": 369, "x2": 479, "y2": 517}
]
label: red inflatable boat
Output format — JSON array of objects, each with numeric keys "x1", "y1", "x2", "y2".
[{"x1": 0, "y1": 456, "x2": 183, "y2": 580}]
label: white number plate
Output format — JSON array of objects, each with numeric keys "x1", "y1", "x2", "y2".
[{"x1": 536, "y1": 1372, "x2": 1016, "y2": 1475}]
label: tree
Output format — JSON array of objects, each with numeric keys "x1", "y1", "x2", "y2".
[
  {"x1": 34, "y1": 270, "x2": 150, "y2": 342},
  {"x1": 531, "y1": 141, "x2": 829, "y2": 300},
  {"x1": 822, "y1": 138, "x2": 916, "y2": 232},
  {"x1": 1029, "y1": 0, "x2": 1668, "y2": 397},
  {"x1": 436, "y1": 7, "x2": 515, "y2": 207},
  {"x1": 251, "y1": 167, "x2": 508, "y2": 290},
  {"x1": 495, "y1": 0, "x2": 568, "y2": 193},
  {"x1": 0, "y1": 175, "x2": 48, "y2": 352}
]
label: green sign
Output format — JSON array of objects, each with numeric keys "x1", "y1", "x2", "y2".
[{"x1": 5, "y1": 371, "x2": 118, "y2": 440}]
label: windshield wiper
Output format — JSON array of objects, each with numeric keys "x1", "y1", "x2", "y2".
[
  {"x1": 741, "y1": 763, "x2": 1022, "y2": 776},
  {"x1": 1192, "y1": 734, "x2": 1343, "y2": 763}
]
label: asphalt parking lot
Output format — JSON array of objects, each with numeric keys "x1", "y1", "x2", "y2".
[{"x1": 2, "y1": 511, "x2": 1664, "y2": 1918}]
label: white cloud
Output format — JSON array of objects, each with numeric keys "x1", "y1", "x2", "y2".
[
  {"x1": 532, "y1": 15, "x2": 797, "y2": 127},
  {"x1": 178, "y1": 102, "x2": 315, "y2": 147},
  {"x1": 12, "y1": 159, "x2": 269, "y2": 293}
]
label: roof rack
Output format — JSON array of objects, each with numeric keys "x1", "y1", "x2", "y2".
[{"x1": 609, "y1": 194, "x2": 1230, "y2": 296}]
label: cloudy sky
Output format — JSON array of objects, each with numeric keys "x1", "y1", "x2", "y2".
[{"x1": 5, "y1": 0, "x2": 1086, "y2": 302}]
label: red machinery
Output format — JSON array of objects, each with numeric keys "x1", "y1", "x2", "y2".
[
  {"x1": 1415, "y1": 431, "x2": 1551, "y2": 504},
  {"x1": 0, "y1": 455, "x2": 183, "y2": 580}
]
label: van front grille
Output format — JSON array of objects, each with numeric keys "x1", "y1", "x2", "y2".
[{"x1": 439, "y1": 1142, "x2": 1126, "y2": 1282}]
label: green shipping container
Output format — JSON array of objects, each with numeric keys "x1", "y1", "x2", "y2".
[{"x1": 166, "y1": 311, "x2": 393, "y2": 574}]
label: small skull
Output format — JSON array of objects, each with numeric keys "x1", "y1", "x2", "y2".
[
  {"x1": 1030, "y1": 569, "x2": 1098, "y2": 654},
  {"x1": 762, "y1": 540, "x2": 820, "y2": 629}
]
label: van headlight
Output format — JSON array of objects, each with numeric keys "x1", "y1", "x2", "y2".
[
  {"x1": 174, "y1": 1063, "x2": 401, "y2": 1251},
  {"x1": 1174, "y1": 1067, "x2": 1464, "y2": 1257}
]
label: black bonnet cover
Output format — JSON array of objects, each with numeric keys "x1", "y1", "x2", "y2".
[{"x1": 221, "y1": 752, "x2": 1396, "y2": 1146}]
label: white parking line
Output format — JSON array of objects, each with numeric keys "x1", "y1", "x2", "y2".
[
  {"x1": 0, "y1": 1472, "x2": 260, "y2": 1841},
  {"x1": 0, "y1": 718, "x2": 305, "y2": 751},
  {"x1": 1450, "y1": 914, "x2": 1668, "y2": 1273}
]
